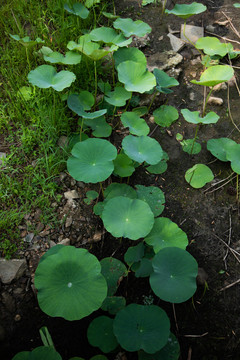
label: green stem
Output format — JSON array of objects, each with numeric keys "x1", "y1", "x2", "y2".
[
  {"x1": 183, "y1": 21, "x2": 203, "y2": 55},
  {"x1": 161, "y1": 0, "x2": 167, "y2": 14},
  {"x1": 99, "y1": 182, "x2": 104, "y2": 197},
  {"x1": 202, "y1": 87, "x2": 214, "y2": 117},
  {"x1": 124, "y1": 92, "x2": 132, "y2": 112},
  {"x1": 190, "y1": 124, "x2": 200, "y2": 155},
  {"x1": 148, "y1": 90, "x2": 157, "y2": 113},
  {"x1": 25, "y1": 47, "x2": 31, "y2": 71},
  {"x1": 111, "y1": 53, "x2": 115, "y2": 87},
  {"x1": 80, "y1": 118, "x2": 84, "y2": 142},
  {"x1": 94, "y1": 61, "x2": 97, "y2": 110}
]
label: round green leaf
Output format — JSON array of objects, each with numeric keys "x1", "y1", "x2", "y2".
[
  {"x1": 28, "y1": 65, "x2": 76, "y2": 91},
  {"x1": 121, "y1": 112, "x2": 150, "y2": 136},
  {"x1": 124, "y1": 242, "x2": 145, "y2": 265},
  {"x1": 101, "y1": 296, "x2": 126, "y2": 315},
  {"x1": 113, "y1": 47, "x2": 147, "y2": 67},
  {"x1": 135, "y1": 258, "x2": 153, "y2": 278},
  {"x1": 113, "y1": 304, "x2": 170, "y2": 353},
  {"x1": 102, "y1": 196, "x2": 154, "y2": 240},
  {"x1": 145, "y1": 217, "x2": 188, "y2": 253},
  {"x1": 105, "y1": 87, "x2": 132, "y2": 106},
  {"x1": 67, "y1": 138, "x2": 117, "y2": 183},
  {"x1": 64, "y1": 3, "x2": 89, "y2": 18},
  {"x1": 35, "y1": 246, "x2": 107, "y2": 320},
  {"x1": 153, "y1": 105, "x2": 179, "y2": 127},
  {"x1": 185, "y1": 164, "x2": 214, "y2": 188},
  {"x1": 146, "y1": 151, "x2": 169, "y2": 174},
  {"x1": 165, "y1": 3, "x2": 207, "y2": 19},
  {"x1": 138, "y1": 332, "x2": 180, "y2": 360},
  {"x1": 191, "y1": 65, "x2": 234, "y2": 86},
  {"x1": 234, "y1": 3, "x2": 240, "y2": 8},
  {"x1": 196, "y1": 37, "x2": 233, "y2": 57},
  {"x1": 87, "y1": 316, "x2": 118, "y2": 353},
  {"x1": 43, "y1": 50, "x2": 81, "y2": 65},
  {"x1": 67, "y1": 93, "x2": 106, "y2": 119},
  {"x1": 122, "y1": 135, "x2": 163, "y2": 165},
  {"x1": 150, "y1": 247, "x2": 198, "y2": 303},
  {"x1": 181, "y1": 109, "x2": 219, "y2": 124},
  {"x1": 12, "y1": 346, "x2": 62, "y2": 360},
  {"x1": 226, "y1": 142, "x2": 240, "y2": 174},
  {"x1": 136, "y1": 185, "x2": 165, "y2": 217},
  {"x1": 90, "y1": 27, "x2": 131, "y2": 47},
  {"x1": 180, "y1": 139, "x2": 201, "y2": 155},
  {"x1": 207, "y1": 138, "x2": 236, "y2": 162},
  {"x1": 117, "y1": 61, "x2": 156, "y2": 93},
  {"x1": 90, "y1": 356, "x2": 108, "y2": 360},
  {"x1": 104, "y1": 183, "x2": 137, "y2": 200},
  {"x1": 113, "y1": 153, "x2": 135, "y2": 177},
  {"x1": 153, "y1": 69, "x2": 179, "y2": 93},
  {"x1": 113, "y1": 18, "x2": 151, "y2": 37},
  {"x1": 84, "y1": 116, "x2": 112, "y2": 138},
  {"x1": 100, "y1": 257, "x2": 127, "y2": 296}
]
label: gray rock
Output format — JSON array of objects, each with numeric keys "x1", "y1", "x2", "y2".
[
  {"x1": 0, "y1": 152, "x2": 6, "y2": 166},
  {"x1": 147, "y1": 51, "x2": 183, "y2": 72},
  {"x1": 64, "y1": 190, "x2": 79, "y2": 200},
  {"x1": 167, "y1": 33, "x2": 185, "y2": 52},
  {"x1": 205, "y1": 25, "x2": 216, "y2": 33},
  {"x1": 58, "y1": 238, "x2": 71, "y2": 246},
  {"x1": 65, "y1": 216, "x2": 73, "y2": 228},
  {"x1": 180, "y1": 24, "x2": 204, "y2": 44},
  {"x1": 0, "y1": 258, "x2": 27, "y2": 284}
]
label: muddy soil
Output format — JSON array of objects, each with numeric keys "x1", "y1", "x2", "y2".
[{"x1": 1, "y1": 0, "x2": 240, "y2": 359}]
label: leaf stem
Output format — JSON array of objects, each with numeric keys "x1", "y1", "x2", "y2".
[
  {"x1": 124, "y1": 92, "x2": 132, "y2": 112},
  {"x1": 111, "y1": 53, "x2": 115, "y2": 87},
  {"x1": 25, "y1": 47, "x2": 31, "y2": 71},
  {"x1": 190, "y1": 124, "x2": 200, "y2": 155},
  {"x1": 202, "y1": 87, "x2": 213, "y2": 117},
  {"x1": 80, "y1": 118, "x2": 84, "y2": 142},
  {"x1": 236, "y1": 174, "x2": 239, "y2": 202},
  {"x1": 94, "y1": 60, "x2": 97, "y2": 110},
  {"x1": 148, "y1": 90, "x2": 157, "y2": 113}
]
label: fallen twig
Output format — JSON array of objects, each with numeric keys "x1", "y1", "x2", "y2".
[
  {"x1": 205, "y1": 31, "x2": 240, "y2": 45},
  {"x1": 183, "y1": 332, "x2": 208, "y2": 338},
  {"x1": 223, "y1": 212, "x2": 232, "y2": 269},
  {"x1": 222, "y1": 11, "x2": 240, "y2": 39},
  {"x1": 203, "y1": 172, "x2": 235, "y2": 193},
  {"x1": 213, "y1": 233, "x2": 240, "y2": 263},
  {"x1": 220, "y1": 278, "x2": 240, "y2": 292}
]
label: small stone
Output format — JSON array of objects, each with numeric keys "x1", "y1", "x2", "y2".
[
  {"x1": 65, "y1": 216, "x2": 73, "y2": 228},
  {"x1": 149, "y1": 116, "x2": 155, "y2": 124},
  {"x1": 180, "y1": 24, "x2": 204, "y2": 44},
  {"x1": 205, "y1": 24, "x2": 216, "y2": 33},
  {"x1": 25, "y1": 233, "x2": 34, "y2": 243},
  {"x1": 167, "y1": 33, "x2": 185, "y2": 52},
  {"x1": 64, "y1": 190, "x2": 80, "y2": 200},
  {"x1": 49, "y1": 240, "x2": 56, "y2": 248},
  {"x1": 58, "y1": 238, "x2": 71, "y2": 246},
  {"x1": 189, "y1": 92, "x2": 196, "y2": 101},
  {"x1": 207, "y1": 96, "x2": 223, "y2": 106},
  {"x1": 0, "y1": 258, "x2": 27, "y2": 284},
  {"x1": 77, "y1": 182, "x2": 85, "y2": 188},
  {"x1": 213, "y1": 83, "x2": 227, "y2": 91},
  {"x1": 58, "y1": 136, "x2": 68, "y2": 148},
  {"x1": 59, "y1": 172, "x2": 67, "y2": 181},
  {"x1": 14, "y1": 314, "x2": 21, "y2": 322},
  {"x1": 70, "y1": 179, "x2": 76, "y2": 186},
  {"x1": 228, "y1": 76, "x2": 236, "y2": 87},
  {"x1": 147, "y1": 50, "x2": 183, "y2": 72},
  {"x1": 92, "y1": 231, "x2": 103, "y2": 242},
  {"x1": 0, "y1": 152, "x2": 6, "y2": 166},
  {"x1": 20, "y1": 230, "x2": 27, "y2": 238},
  {"x1": 13, "y1": 287, "x2": 24, "y2": 296},
  {"x1": 191, "y1": 57, "x2": 201, "y2": 65}
]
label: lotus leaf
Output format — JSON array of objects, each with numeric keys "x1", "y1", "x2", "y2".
[
  {"x1": 138, "y1": 332, "x2": 180, "y2": 360},
  {"x1": 234, "y1": 3, "x2": 240, "y2": 7},
  {"x1": 42, "y1": 49, "x2": 81, "y2": 65},
  {"x1": 102, "y1": 11, "x2": 120, "y2": 19},
  {"x1": 113, "y1": 18, "x2": 151, "y2": 37},
  {"x1": 10, "y1": 34, "x2": 44, "y2": 46},
  {"x1": 117, "y1": 61, "x2": 156, "y2": 93},
  {"x1": 145, "y1": 217, "x2": 188, "y2": 253},
  {"x1": 113, "y1": 153, "x2": 135, "y2": 177},
  {"x1": 67, "y1": 138, "x2": 117, "y2": 183},
  {"x1": 113, "y1": 304, "x2": 170, "y2": 353},
  {"x1": 207, "y1": 137, "x2": 236, "y2": 162},
  {"x1": 132, "y1": 106, "x2": 148, "y2": 117},
  {"x1": 195, "y1": 37, "x2": 233, "y2": 57},
  {"x1": 101, "y1": 296, "x2": 126, "y2": 314},
  {"x1": 150, "y1": 247, "x2": 198, "y2": 303},
  {"x1": 90, "y1": 27, "x2": 132, "y2": 47},
  {"x1": 165, "y1": 3, "x2": 207, "y2": 19},
  {"x1": 102, "y1": 196, "x2": 154, "y2": 240},
  {"x1": 90, "y1": 356, "x2": 107, "y2": 360},
  {"x1": 67, "y1": 94, "x2": 107, "y2": 119},
  {"x1": 122, "y1": 135, "x2": 163, "y2": 165},
  {"x1": 100, "y1": 257, "x2": 128, "y2": 296},
  {"x1": 185, "y1": 164, "x2": 214, "y2": 188},
  {"x1": 35, "y1": 246, "x2": 107, "y2": 320},
  {"x1": 84, "y1": 116, "x2": 112, "y2": 137},
  {"x1": 124, "y1": 242, "x2": 145, "y2": 265},
  {"x1": 191, "y1": 65, "x2": 234, "y2": 86},
  {"x1": 64, "y1": 3, "x2": 89, "y2": 19},
  {"x1": 121, "y1": 112, "x2": 150, "y2": 136},
  {"x1": 153, "y1": 105, "x2": 179, "y2": 127},
  {"x1": 87, "y1": 316, "x2": 118, "y2": 353},
  {"x1": 226, "y1": 143, "x2": 240, "y2": 174},
  {"x1": 98, "y1": 81, "x2": 111, "y2": 94},
  {"x1": 84, "y1": 190, "x2": 98, "y2": 205},
  {"x1": 85, "y1": 0, "x2": 101, "y2": 7},
  {"x1": 134, "y1": 258, "x2": 153, "y2": 278},
  {"x1": 181, "y1": 109, "x2": 219, "y2": 124},
  {"x1": 142, "y1": 0, "x2": 155, "y2": 6},
  {"x1": 28, "y1": 65, "x2": 76, "y2": 91},
  {"x1": 146, "y1": 151, "x2": 169, "y2": 174},
  {"x1": 113, "y1": 47, "x2": 147, "y2": 67},
  {"x1": 136, "y1": 185, "x2": 165, "y2": 217},
  {"x1": 180, "y1": 139, "x2": 201, "y2": 155},
  {"x1": 104, "y1": 183, "x2": 137, "y2": 200},
  {"x1": 17, "y1": 86, "x2": 32, "y2": 101},
  {"x1": 12, "y1": 346, "x2": 62, "y2": 360},
  {"x1": 105, "y1": 87, "x2": 132, "y2": 106},
  {"x1": 153, "y1": 69, "x2": 179, "y2": 94}
]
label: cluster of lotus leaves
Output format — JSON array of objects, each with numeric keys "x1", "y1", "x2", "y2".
[
  {"x1": 165, "y1": 2, "x2": 206, "y2": 19},
  {"x1": 64, "y1": 2, "x2": 89, "y2": 19},
  {"x1": 196, "y1": 37, "x2": 233, "y2": 57}
]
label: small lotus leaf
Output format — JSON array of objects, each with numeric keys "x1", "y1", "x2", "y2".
[
  {"x1": 10, "y1": 34, "x2": 44, "y2": 46},
  {"x1": 84, "y1": 190, "x2": 99, "y2": 205},
  {"x1": 191, "y1": 65, "x2": 234, "y2": 86},
  {"x1": 138, "y1": 332, "x2": 180, "y2": 360},
  {"x1": 43, "y1": 50, "x2": 81, "y2": 65},
  {"x1": 113, "y1": 18, "x2": 151, "y2": 37},
  {"x1": 100, "y1": 257, "x2": 127, "y2": 296},
  {"x1": 124, "y1": 242, "x2": 145, "y2": 265},
  {"x1": 93, "y1": 202, "x2": 105, "y2": 216},
  {"x1": 150, "y1": 247, "x2": 198, "y2": 303},
  {"x1": 28, "y1": 65, "x2": 76, "y2": 91},
  {"x1": 142, "y1": 0, "x2": 155, "y2": 6},
  {"x1": 101, "y1": 296, "x2": 126, "y2": 314},
  {"x1": 121, "y1": 112, "x2": 150, "y2": 136},
  {"x1": 153, "y1": 105, "x2": 179, "y2": 127},
  {"x1": 102, "y1": 196, "x2": 154, "y2": 240},
  {"x1": 113, "y1": 304, "x2": 170, "y2": 353},
  {"x1": 165, "y1": 3, "x2": 207, "y2": 19},
  {"x1": 87, "y1": 316, "x2": 118, "y2": 353},
  {"x1": 67, "y1": 94, "x2": 106, "y2": 119},
  {"x1": 153, "y1": 69, "x2": 179, "y2": 93},
  {"x1": 196, "y1": 37, "x2": 233, "y2": 57},
  {"x1": 234, "y1": 3, "x2": 240, "y2": 7},
  {"x1": 132, "y1": 106, "x2": 148, "y2": 117},
  {"x1": 84, "y1": 116, "x2": 112, "y2": 137},
  {"x1": 90, "y1": 27, "x2": 131, "y2": 47},
  {"x1": 145, "y1": 217, "x2": 188, "y2": 253},
  {"x1": 102, "y1": 11, "x2": 120, "y2": 19},
  {"x1": 64, "y1": 3, "x2": 89, "y2": 18},
  {"x1": 207, "y1": 137, "x2": 236, "y2": 162},
  {"x1": 67, "y1": 34, "x2": 111, "y2": 61},
  {"x1": 113, "y1": 153, "x2": 135, "y2": 177},
  {"x1": 135, "y1": 258, "x2": 153, "y2": 278},
  {"x1": 67, "y1": 138, "x2": 117, "y2": 183},
  {"x1": 185, "y1": 164, "x2": 214, "y2": 188},
  {"x1": 17, "y1": 86, "x2": 32, "y2": 101},
  {"x1": 226, "y1": 142, "x2": 240, "y2": 174},
  {"x1": 35, "y1": 246, "x2": 107, "y2": 320},
  {"x1": 180, "y1": 139, "x2": 201, "y2": 155},
  {"x1": 122, "y1": 135, "x2": 163, "y2": 165},
  {"x1": 136, "y1": 185, "x2": 165, "y2": 217},
  {"x1": 146, "y1": 151, "x2": 169, "y2": 174},
  {"x1": 181, "y1": 109, "x2": 219, "y2": 124},
  {"x1": 104, "y1": 183, "x2": 137, "y2": 200},
  {"x1": 98, "y1": 81, "x2": 111, "y2": 94},
  {"x1": 85, "y1": 0, "x2": 101, "y2": 8},
  {"x1": 12, "y1": 346, "x2": 62, "y2": 360},
  {"x1": 113, "y1": 47, "x2": 147, "y2": 67},
  {"x1": 105, "y1": 87, "x2": 132, "y2": 106}
]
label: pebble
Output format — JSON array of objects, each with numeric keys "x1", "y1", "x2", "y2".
[
  {"x1": 207, "y1": 96, "x2": 223, "y2": 106},
  {"x1": 58, "y1": 238, "x2": 71, "y2": 246},
  {"x1": 14, "y1": 314, "x2": 21, "y2": 322},
  {"x1": 189, "y1": 92, "x2": 196, "y2": 101},
  {"x1": 64, "y1": 190, "x2": 80, "y2": 200},
  {"x1": 65, "y1": 216, "x2": 73, "y2": 228},
  {"x1": 0, "y1": 258, "x2": 27, "y2": 284}
]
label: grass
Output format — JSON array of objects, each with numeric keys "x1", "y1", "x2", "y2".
[{"x1": 0, "y1": 0, "x2": 110, "y2": 258}]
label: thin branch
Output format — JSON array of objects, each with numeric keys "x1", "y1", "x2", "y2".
[
  {"x1": 205, "y1": 31, "x2": 240, "y2": 45},
  {"x1": 220, "y1": 278, "x2": 240, "y2": 292}
]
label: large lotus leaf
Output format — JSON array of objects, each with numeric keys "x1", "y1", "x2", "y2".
[
  {"x1": 153, "y1": 69, "x2": 179, "y2": 93},
  {"x1": 124, "y1": 242, "x2": 145, "y2": 265},
  {"x1": 165, "y1": 3, "x2": 206, "y2": 19},
  {"x1": 101, "y1": 296, "x2": 126, "y2": 315},
  {"x1": 136, "y1": 185, "x2": 165, "y2": 217},
  {"x1": 138, "y1": 332, "x2": 180, "y2": 360},
  {"x1": 117, "y1": 61, "x2": 156, "y2": 93},
  {"x1": 90, "y1": 27, "x2": 132, "y2": 47},
  {"x1": 84, "y1": 116, "x2": 112, "y2": 137},
  {"x1": 153, "y1": 105, "x2": 179, "y2": 127},
  {"x1": 102, "y1": 196, "x2": 154, "y2": 240},
  {"x1": 122, "y1": 135, "x2": 163, "y2": 165},
  {"x1": 12, "y1": 346, "x2": 62, "y2": 360},
  {"x1": 87, "y1": 316, "x2": 118, "y2": 353},
  {"x1": 67, "y1": 138, "x2": 117, "y2": 183},
  {"x1": 145, "y1": 217, "x2": 188, "y2": 253},
  {"x1": 113, "y1": 153, "x2": 135, "y2": 177},
  {"x1": 43, "y1": 49, "x2": 81, "y2": 65},
  {"x1": 150, "y1": 247, "x2": 198, "y2": 303},
  {"x1": 100, "y1": 257, "x2": 128, "y2": 296},
  {"x1": 185, "y1": 164, "x2": 214, "y2": 188},
  {"x1": 191, "y1": 65, "x2": 234, "y2": 86},
  {"x1": 196, "y1": 37, "x2": 233, "y2": 57},
  {"x1": 104, "y1": 182, "x2": 137, "y2": 200},
  {"x1": 105, "y1": 87, "x2": 132, "y2": 106},
  {"x1": 226, "y1": 143, "x2": 240, "y2": 174},
  {"x1": 113, "y1": 47, "x2": 147, "y2": 68},
  {"x1": 113, "y1": 304, "x2": 170, "y2": 353},
  {"x1": 67, "y1": 94, "x2": 106, "y2": 118},
  {"x1": 181, "y1": 109, "x2": 219, "y2": 124},
  {"x1": 28, "y1": 65, "x2": 76, "y2": 91},
  {"x1": 34, "y1": 246, "x2": 107, "y2": 320},
  {"x1": 113, "y1": 18, "x2": 151, "y2": 37},
  {"x1": 121, "y1": 112, "x2": 150, "y2": 136},
  {"x1": 64, "y1": 3, "x2": 89, "y2": 19},
  {"x1": 207, "y1": 137, "x2": 236, "y2": 162},
  {"x1": 180, "y1": 139, "x2": 201, "y2": 155}
]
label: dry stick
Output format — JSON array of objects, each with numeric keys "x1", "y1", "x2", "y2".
[
  {"x1": 220, "y1": 278, "x2": 240, "y2": 292},
  {"x1": 204, "y1": 175, "x2": 237, "y2": 195},
  {"x1": 203, "y1": 172, "x2": 235, "y2": 193},
  {"x1": 183, "y1": 332, "x2": 208, "y2": 338},
  {"x1": 172, "y1": 303, "x2": 179, "y2": 333},
  {"x1": 223, "y1": 212, "x2": 232, "y2": 270},
  {"x1": 213, "y1": 233, "x2": 240, "y2": 263},
  {"x1": 187, "y1": 347, "x2": 192, "y2": 360},
  {"x1": 205, "y1": 31, "x2": 240, "y2": 46},
  {"x1": 221, "y1": 11, "x2": 240, "y2": 39}
]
